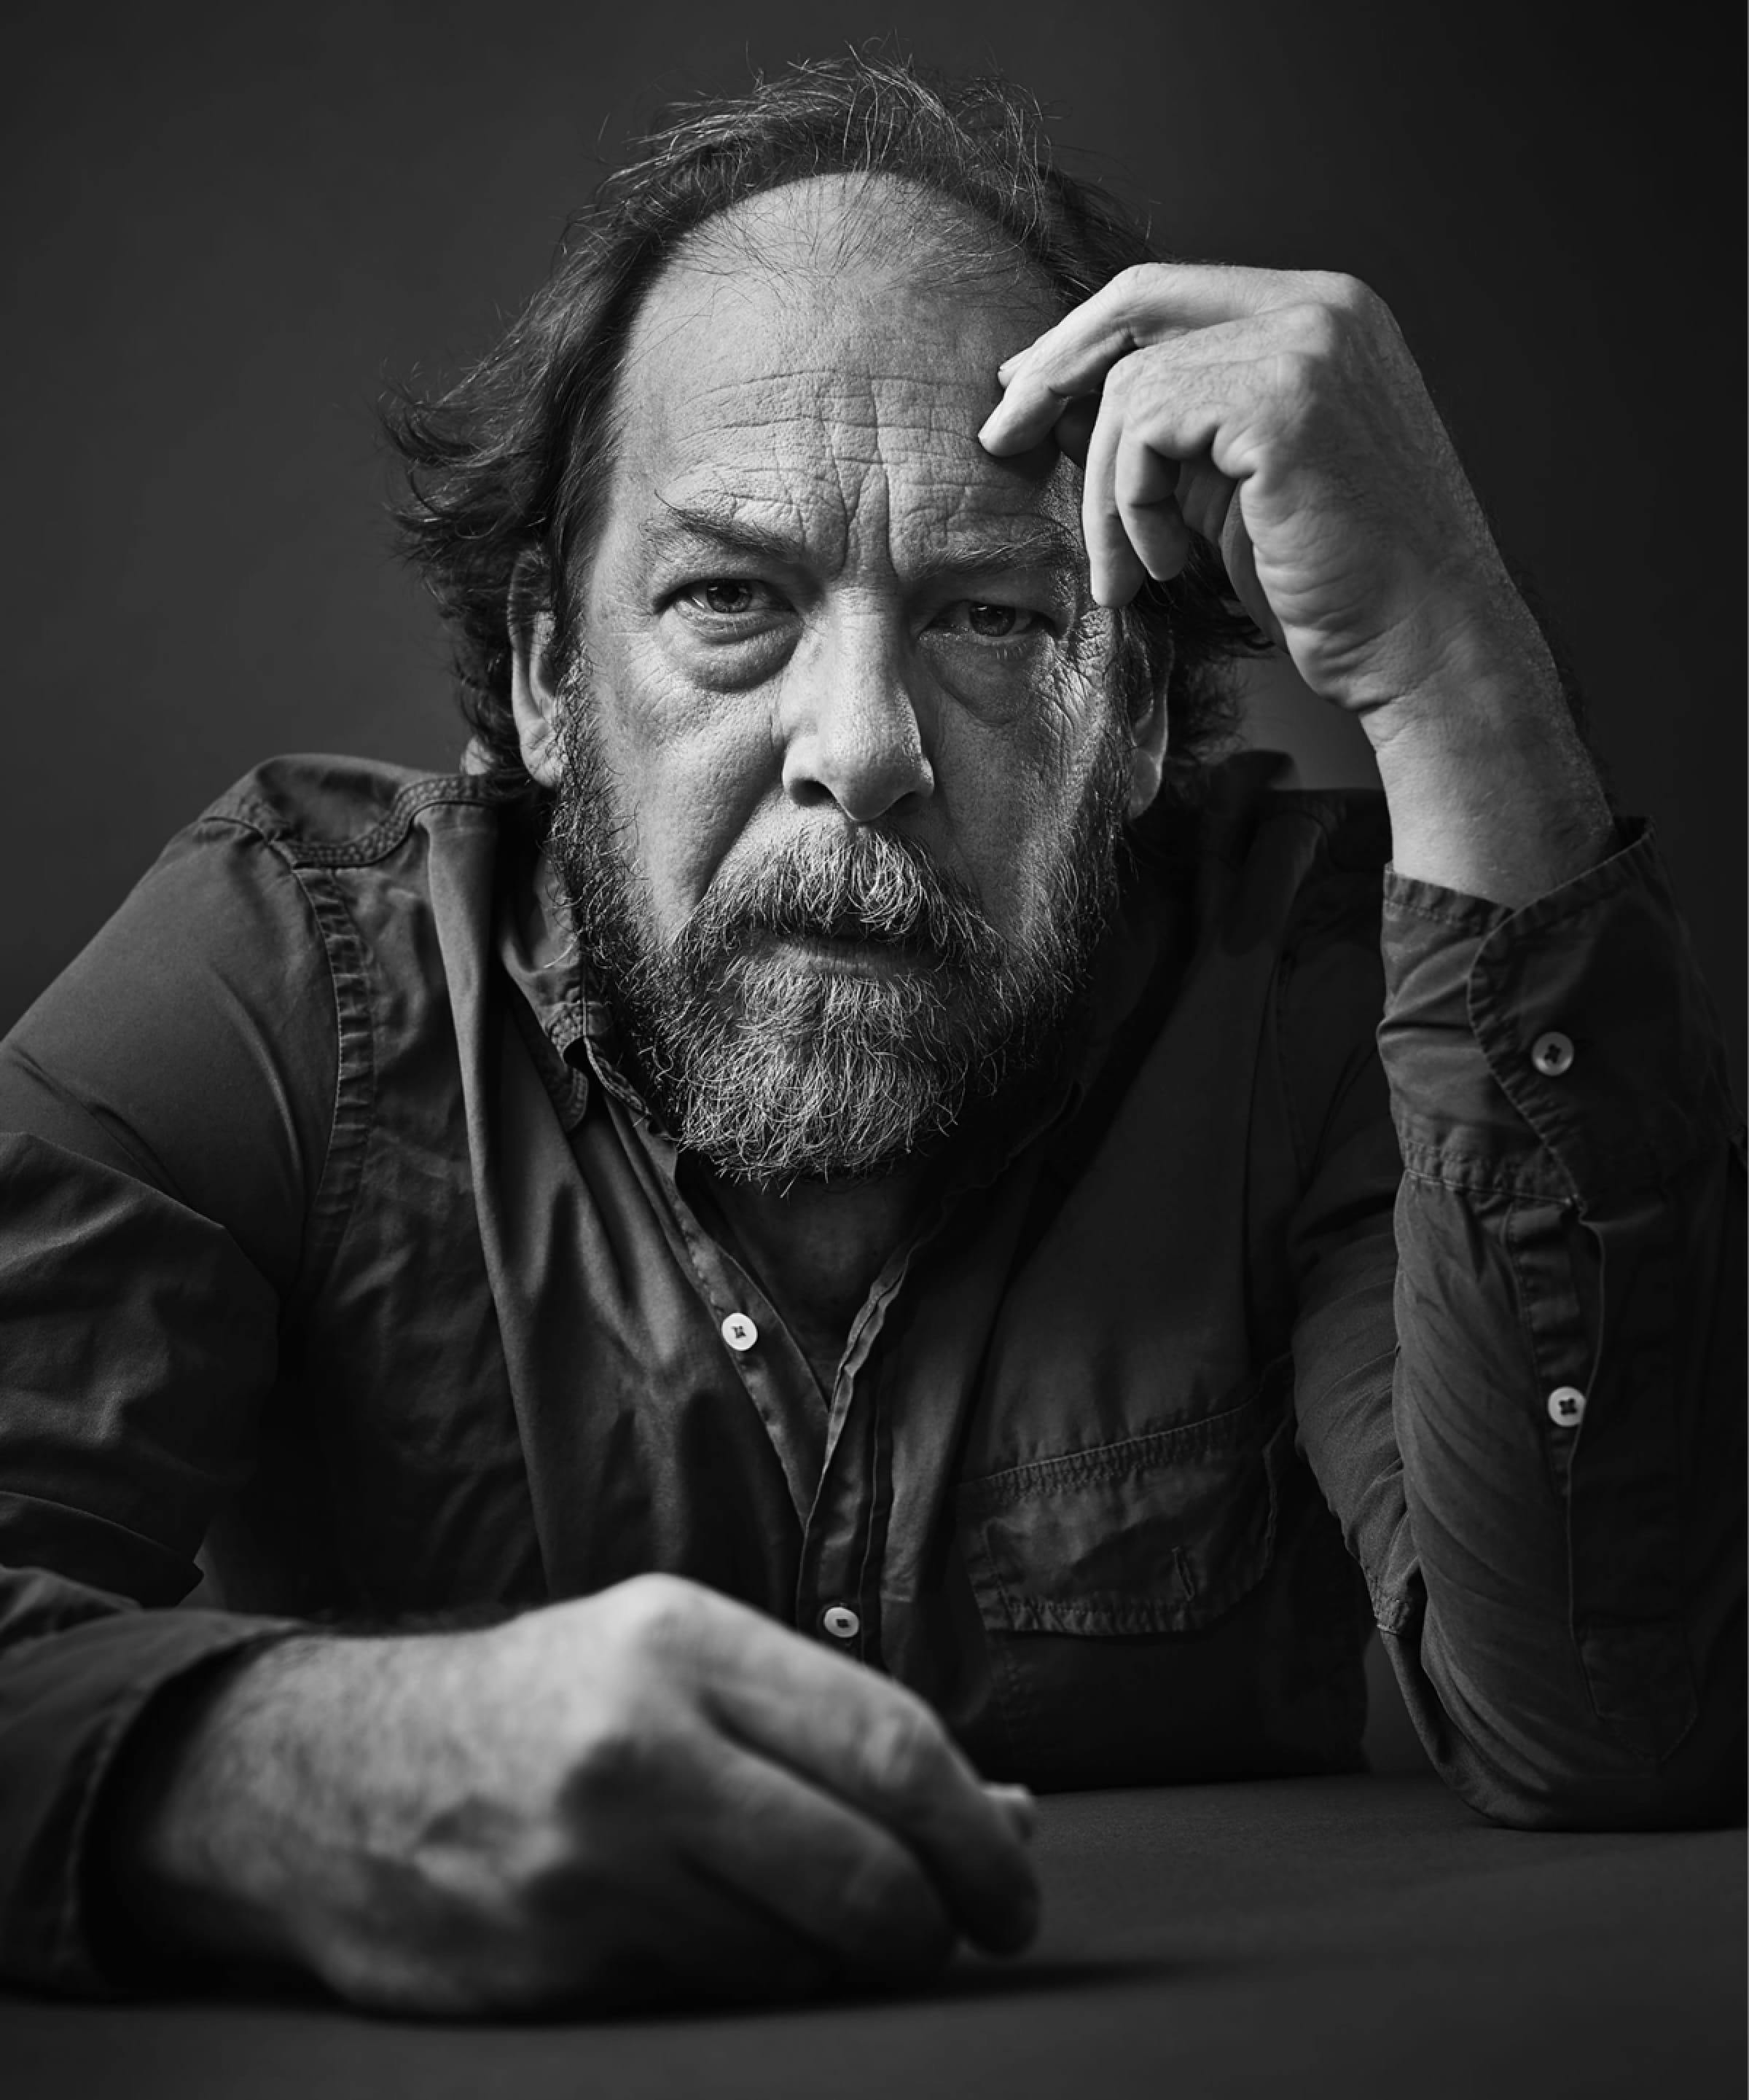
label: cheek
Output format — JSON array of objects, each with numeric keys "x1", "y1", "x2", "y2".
[
  {"x1": 584, "y1": 625, "x2": 781, "y2": 926},
  {"x1": 934, "y1": 669, "x2": 1108, "y2": 942}
]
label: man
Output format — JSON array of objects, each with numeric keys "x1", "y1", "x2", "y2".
[{"x1": 0, "y1": 55, "x2": 1740, "y2": 2013}]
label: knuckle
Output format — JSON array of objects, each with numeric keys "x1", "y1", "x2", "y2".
[
  {"x1": 1111, "y1": 260, "x2": 1159, "y2": 302},
  {"x1": 1306, "y1": 267, "x2": 1375, "y2": 316},
  {"x1": 1283, "y1": 299, "x2": 1343, "y2": 361},
  {"x1": 1101, "y1": 348, "x2": 1139, "y2": 400},
  {"x1": 608, "y1": 1571, "x2": 703, "y2": 1658},
  {"x1": 1269, "y1": 344, "x2": 1326, "y2": 413},
  {"x1": 861, "y1": 1696, "x2": 948, "y2": 1806}
]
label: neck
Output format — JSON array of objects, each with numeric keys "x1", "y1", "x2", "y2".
[{"x1": 702, "y1": 1162, "x2": 934, "y2": 1387}]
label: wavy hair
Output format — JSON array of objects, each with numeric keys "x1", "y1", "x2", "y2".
[{"x1": 385, "y1": 51, "x2": 1265, "y2": 808}]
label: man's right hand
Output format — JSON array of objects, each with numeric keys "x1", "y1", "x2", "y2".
[{"x1": 101, "y1": 1575, "x2": 1040, "y2": 2014}]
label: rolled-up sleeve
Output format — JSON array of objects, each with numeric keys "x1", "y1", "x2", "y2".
[{"x1": 1294, "y1": 821, "x2": 1745, "y2": 1827}]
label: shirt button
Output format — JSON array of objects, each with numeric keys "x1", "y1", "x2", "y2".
[
  {"x1": 1531, "y1": 1031, "x2": 1576, "y2": 1078},
  {"x1": 721, "y1": 1312, "x2": 759, "y2": 1353},
  {"x1": 821, "y1": 1604, "x2": 861, "y2": 1641},
  {"x1": 1547, "y1": 1385, "x2": 1587, "y2": 1427}
]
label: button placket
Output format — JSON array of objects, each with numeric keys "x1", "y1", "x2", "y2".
[{"x1": 792, "y1": 1247, "x2": 917, "y2": 1661}]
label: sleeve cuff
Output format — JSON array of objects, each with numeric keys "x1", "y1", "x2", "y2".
[
  {"x1": 1378, "y1": 821, "x2": 1739, "y2": 1201},
  {"x1": 0, "y1": 1607, "x2": 301, "y2": 1994}
]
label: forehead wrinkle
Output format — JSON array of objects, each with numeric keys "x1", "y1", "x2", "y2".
[
  {"x1": 675, "y1": 361, "x2": 991, "y2": 436},
  {"x1": 644, "y1": 374, "x2": 1064, "y2": 528},
  {"x1": 614, "y1": 260, "x2": 1079, "y2": 584},
  {"x1": 643, "y1": 488, "x2": 1082, "y2": 593}
]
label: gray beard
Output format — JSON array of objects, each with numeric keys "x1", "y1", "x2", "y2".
[{"x1": 545, "y1": 700, "x2": 1130, "y2": 1191}]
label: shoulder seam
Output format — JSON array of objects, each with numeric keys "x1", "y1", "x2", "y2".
[{"x1": 208, "y1": 774, "x2": 499, "y2": 869}]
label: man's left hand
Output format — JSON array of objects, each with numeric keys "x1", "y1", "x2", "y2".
[{"x1": 981, "y1": 264, "x2": 1614, "y2": 904}]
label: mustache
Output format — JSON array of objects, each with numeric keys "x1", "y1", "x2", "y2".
[{"x1": 678, "y1": 828, "x2": 1003, "y2": 971}]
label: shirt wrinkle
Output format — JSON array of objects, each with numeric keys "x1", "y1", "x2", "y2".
[{"x1": 0, "y1": 749, "x2": 1741, "y2": 1993}]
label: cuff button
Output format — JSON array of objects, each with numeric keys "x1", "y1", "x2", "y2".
[{"x1": 1531, "y1": 1031, "x2": 1576, "y2": 1077}]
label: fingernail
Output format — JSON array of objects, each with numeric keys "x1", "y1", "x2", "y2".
[{"x1": 986, "y1": 1782, "x2": 1038, "y2": 1840}]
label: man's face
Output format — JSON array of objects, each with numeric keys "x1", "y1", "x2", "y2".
[{"x1": 525, "y1": 181, "x2": 1159, "y2": 1186}]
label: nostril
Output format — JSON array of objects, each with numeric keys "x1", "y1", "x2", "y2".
[{"x1": 780, "y1": 690, "x2": 934, "y2": 823}]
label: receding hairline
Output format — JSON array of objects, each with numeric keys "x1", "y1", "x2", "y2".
[
  {"x1": 384, "y1": 53, "x2": 1256, "y2": 797},
  {"x1": 657, "y1": 168, "x2": 1065, "y2": 313}
]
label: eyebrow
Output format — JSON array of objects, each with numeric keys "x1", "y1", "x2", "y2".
[{"x1": 643, "y1": 498, "x2": 1083, "y2": 585}]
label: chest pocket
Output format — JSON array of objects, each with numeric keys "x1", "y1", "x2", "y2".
[{"x1": 957, "y1": 1376, "x2": 1292, "y2": 1638}]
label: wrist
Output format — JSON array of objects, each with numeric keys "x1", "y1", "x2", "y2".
[
  {"x1": 87, "y1": 1636, "x2": 326, "y2": 1983},
  {"x1": 1357, "y1": 576, "x2": 1559, "y2": 745},
  {"x1": 1361, "y1": 624, "x2": 1613, "y2": 906}
]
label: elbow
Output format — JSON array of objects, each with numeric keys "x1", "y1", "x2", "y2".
[
  {"x1": 1439, "y1": 1692, "x2": 1746, "y2": 1834},
  {"x1": 1416, "y1": 1600, "x2": 1746, "y2": 1833},
  {"x1": 1466, "y1": 1759, "x2": 1745, "y2": 1835}
]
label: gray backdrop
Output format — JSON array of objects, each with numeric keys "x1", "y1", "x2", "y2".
[
  {"x1": 3, "y1": 0, "x2": 1740, "y2": 1776},
  {"x1": 6, "y1": 1, "x2": 1740, "y2": 1089}
]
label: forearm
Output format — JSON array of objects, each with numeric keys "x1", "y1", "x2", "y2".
[
  {"x1": 1376, "y1": 831, "x2": 1745, "y2": 1822},
  {"x1": 1388, "y1": 1154, "x2": 1745, "y2": 1825},
  {"x1": 1364, "y1": 600, "x2": 1615, "y2": 906}
]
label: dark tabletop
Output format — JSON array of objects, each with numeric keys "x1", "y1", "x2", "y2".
[{"x1": 9, "y1": 1774, "x2": 1745, "y2": 2100}]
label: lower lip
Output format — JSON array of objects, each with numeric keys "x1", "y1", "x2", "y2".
[{"x1": 770, "y1": 934, "x2": 923, "y2": 977}]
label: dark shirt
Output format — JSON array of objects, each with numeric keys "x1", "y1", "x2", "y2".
[{"x1": 0, "y1": 751, "x2": 1741, "y2": 1992}]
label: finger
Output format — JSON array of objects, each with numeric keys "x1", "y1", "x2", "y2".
[
  {"x1": 982, "y1": 262, "x2": 1291, "y2": 455},
  {"x1": 1114, "y1": 428, "x2": 1194, "y2": 588},
  {"x1": 1175, "y1": 455, "x2": 1237, "y2": 547},
  {"x1": 1175, "y1": 452, "x2": 1280, "y2": 640},
  {"x1": 423, "y1": 1819, "x2": 839, "y2": 2015},
  {"x1": 1081, "y1": 391, "x2": 1151, "y2": 608},
  {"x1": 579, "y1": 1861, "x2": 846, "y2": 2012},
  {"x1": 686, "y1": 1596, "x2": 1038, "y2": 1957},
  {"x1": 983, "y1": 1782, "x2": 1038, "y2": 1844},
  {"x1": 1050, "y1": 395, "x2": 1098, "y2": 471},
  {"x1": 980, "y1": 367, "x2": 1096, "y2": 459},
  {"x1": 1152, "y1": 451, "x2": 1281, "y2": 643},
  {"x1": 1218, "y1": 495, "x2": 1288, "y2": 649},
  {"x1": 681, "y1": 1735, "x2": 958, "y2": 1982}
]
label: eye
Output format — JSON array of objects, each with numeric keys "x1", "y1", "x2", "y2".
[
  {"x1": 673, "y1": 578, "x2": 787, "y2": 621},
  {"x1": 934, "y1": 601, "x2": 1049, "y2": 643}
]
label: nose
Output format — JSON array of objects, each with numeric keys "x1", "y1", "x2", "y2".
[{"x1": 780, "y1": 614, "x2": 934, "y2": 823}]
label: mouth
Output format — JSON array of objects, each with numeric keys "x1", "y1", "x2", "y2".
[{"x1": 764, "y1": 930, "x2": 931, "y2": 977}]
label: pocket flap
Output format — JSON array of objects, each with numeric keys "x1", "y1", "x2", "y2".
[{"x1": 958, "y1": 1385, "x2": 1291, "y2": 1637}]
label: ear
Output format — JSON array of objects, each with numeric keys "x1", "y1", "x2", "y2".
[
  {"x1": 1125, "y1": 681, "x2": 1170, "y2": 820},
  {"x1": 509, "y1": 563, "x2": 566, "y2": 791}
]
